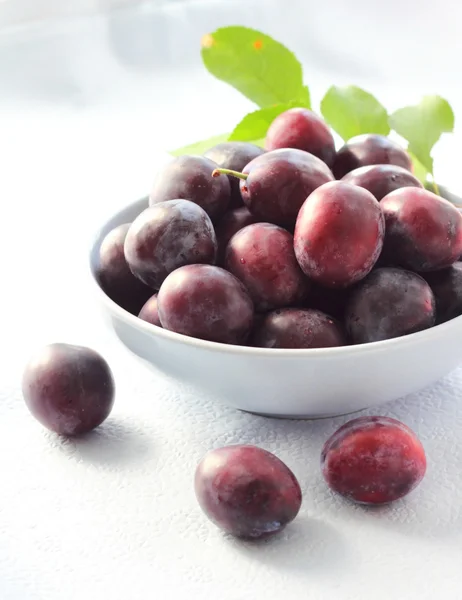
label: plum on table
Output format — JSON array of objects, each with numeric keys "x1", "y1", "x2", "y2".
[
  {"x1": 321, "y1": 416, "x2": 426, "y2": 504},
  {"x1": 195, "y1": 444, "x2": 302, "y2": 539},
  {"x1": 22, "y1": 344, "x2": 115, "y2": 436}
]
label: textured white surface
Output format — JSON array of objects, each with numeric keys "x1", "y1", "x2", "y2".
[{"x1": 1, "y1": 2, "x2": 462, "y2": 598}]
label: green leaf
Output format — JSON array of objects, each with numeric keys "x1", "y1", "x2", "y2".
[
  {"x1": 389, "y1": 95, "x2": 454, "y2": 174},
  {"x1": 201, "y1": 26, "x2": 309, "y2": 109},
  {"x1": 170, "y1": 133, "x2": 230, "y2": 156},
  {"x1": 295, "y1": 85, "x2": 311, "y2": 108},
  {"x1": 407, "y1": 150, "x2": 430, "y2": 184},
  {"x1": 228, "y1": 103, "x2": 301, "y2": 142},
  {"x1": 320, "y1": 85, "x2": 390, "y2": 141},
  {"x1": 249, "y1": 137, "x2": 266, "y2": 147}
]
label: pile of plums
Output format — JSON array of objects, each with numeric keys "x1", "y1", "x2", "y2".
[
  {"x1": 21, "y1": 108, "x2": 443, "y2": 542},
  {"x1": 97, "y1": 107, "x2": 462, "y2": 349}
]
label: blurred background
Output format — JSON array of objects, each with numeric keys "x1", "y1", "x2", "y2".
[{"x1": 0, "y1": 0, "x2": 461, "y2": 208}]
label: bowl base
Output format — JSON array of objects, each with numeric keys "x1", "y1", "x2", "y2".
[{"x1": 241, "y1": 405, "x2": 369, "y2": 421}]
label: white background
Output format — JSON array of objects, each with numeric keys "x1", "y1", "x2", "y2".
[
  {"x1": 1, "y1": 1, "x2": 462, "y2": 598},
  {"x1": 0, "y1": 0, "x2": 143, "y2": 27}
]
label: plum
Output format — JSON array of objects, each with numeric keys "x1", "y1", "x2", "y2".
[
  {"x1": 213, "y1": 148, "x2": 334, "y2": 228},
  {"x1": 321, "y1": 416, "x2": 426, "y2": 504},
  {"x1": 294, "y1": 181, "x2": 384, "y2": 288},
  {"x1": 333, "y1": 134, "x2": 412, "y2": 179},
  {"x1": 157, "y1": 264, "x2": 254, "y2": 344},
  {"x1": 265, "y1": 108, "x2": 336, "y2": 168},
  {"x1": 96, "y1": 224, "x2": 153, "y2": 315},
  {"x1": 149, "y1": 155, "x2": 230, "y2": 220},
  {"x1": 124, "y1": 199, "x2": 217, "y2": 289},
  {"x1": 345, "y1": 267, "x2": 435, "y2": 344},
  {"x1": 204, "y1": 142, "x2": 265, "y2": 208},
  {"x1": 381, "y1": 187, "x2": 462, "y2": 272},
  {"x1": 225, "y1": 223, "x2": 309, "y2": 312},
  {"x1": 251, "y1": 308, "x2": 346, "y2": 349},
  {"x1": 423, "y1": 262, "x2": 462, "y2": 323},
  {"x1": 342, "y1": 164, "x2": 423, "y2": 201},
  {"x1": 195, "y1": 445, "x2": 302, "y2": 539},
  {"x1": 138, "y1": 293, "x2": 162, "y2": 327},
  {"x1": 214, "y1": 206, "x2": 258, "y2": 265},
  {"x1": 22, "y1": 344, "x2": 115, "y2": 436}
]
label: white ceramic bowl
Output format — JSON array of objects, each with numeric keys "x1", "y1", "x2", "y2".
[{"x1": 89, "y1": 196, "x2": 462, "y2": 419}]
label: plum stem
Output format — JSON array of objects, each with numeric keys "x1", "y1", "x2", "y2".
[{"x1": 212, "y1": 168, "x2": 249, "y2": 181}]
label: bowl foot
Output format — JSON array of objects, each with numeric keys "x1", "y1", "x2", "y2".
[{"x1": 240, "y1": 405, "x2": 369, "y2": 421}]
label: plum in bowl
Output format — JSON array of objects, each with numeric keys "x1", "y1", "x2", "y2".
[{"x1": 89, "y1": 191, "x2": 462, "y2": 419}]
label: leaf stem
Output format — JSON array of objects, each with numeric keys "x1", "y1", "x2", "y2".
[
  {"x1": 212, "y1": 168, "x2": 249, "y2": 180},
  {"x1": 431, "y1": 177, "x2": 440, "y2": 197}
]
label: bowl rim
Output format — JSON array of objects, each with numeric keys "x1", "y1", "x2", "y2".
[{"x1": 89, "y1": 195, "x2": 462, "y2": 359}]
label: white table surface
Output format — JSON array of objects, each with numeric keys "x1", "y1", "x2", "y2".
[{"x1": 1, "y1": 2, "x2": 462, "y2": 598}]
